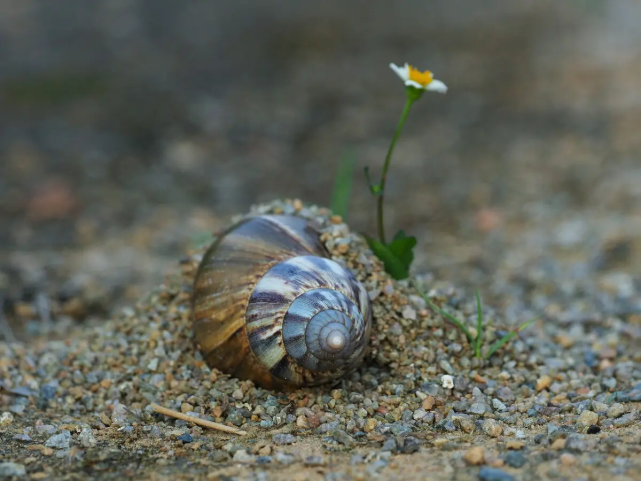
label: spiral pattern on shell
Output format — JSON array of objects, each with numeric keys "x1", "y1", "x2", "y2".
[{"x1": 191, "y1": 214, "x2": 371, "y2": 390}]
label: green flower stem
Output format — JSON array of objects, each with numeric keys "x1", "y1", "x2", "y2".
[{"x1": 377, "y1": 96, "x2": 415, "y2": 244}]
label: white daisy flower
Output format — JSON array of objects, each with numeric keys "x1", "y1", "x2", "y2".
[{"x1": 390, "y1": 63, "x2": 447, "y2": 93}]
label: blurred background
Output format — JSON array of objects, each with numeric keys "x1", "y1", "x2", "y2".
[{"x1": 1, "y1": 0, "x2": 640, "y2": 340}]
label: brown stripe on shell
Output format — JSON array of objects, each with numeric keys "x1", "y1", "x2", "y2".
[{"x1": 191, "y1": 215, "x2": 330, "y2": 388}]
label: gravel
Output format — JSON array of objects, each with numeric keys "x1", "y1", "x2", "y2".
[{"x1": 0, "y1": 200, "x2": 640, "y2": 480}]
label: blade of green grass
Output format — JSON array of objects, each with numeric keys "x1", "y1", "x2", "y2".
[
  {"x1": 330, "y1": 151, "x2": 356, "y2": 221},
  {"x1": 409, "y1": 278, "x2": 474, "y2": 344},
  {"x1": 475, "y1": 290, "x2": 483, "y2": 359},
  {"x1": 484, "y1": 317, "x2": 538, "y2": 359}
]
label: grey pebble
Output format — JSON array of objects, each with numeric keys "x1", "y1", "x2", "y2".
[
  {"x1": 420, "y1": 383, "x2": 442, "y2": 396},
  {"x1": 382, "y1": 438, "x2": 397, "y2": 452},
  {"x1": 613, "y1": 412, "x2": 636, "y2": 427},
  {"x1": 389, "y1": 422, "x2": 412, "y2": 436},
  {"x1": 274, "y1": 452, "x2": 295, "y2": 465},
  {"x1": 304, "y1": 455, "x2": 325, "y2": 466},
  {"x1": 0, "y1": 462, "x2": 26, "y2": 477},
  {"x1": 331, "y1": 429, "x2": 354, "y2": 446},
  {"x1": 496, "y1": 387, "x2": 515, "y2": 402},
  {"x1": 366, "y1": 459, "x2": 388, "y2": 475},
  {"x1": 272, "y1": 433, "x2": 296, "y2": 445},
  {"x1": 9, "y1": 405, "x2": 25, "y2": 415},
  {"x1": 479, "y1": 466, "x2": 515, "y2": 481},
  {"x1": 78, "y1": 428, "x2": 97, "y2": 448},
  {"x1": 13, "y1": 434, "x2": 31, "y2": 442},
  {"x1": 435, "y1": 419, "x2": 456, "y2": 432},
  {"x1": 565, "y1": 434, "x2": 587, "y2": 452},
  {"x1": 397, "y1": 436, "x2": 421, "y2": 454},
  {"x1": 492, "y1": 399, "x2": 507, "y2": 411},
  {"x1": 504, "y1": 451, "x2": 527, "y2": 468},
  {"x1": 607, "y1": 403, "x2": 625, "y2": 418},
  {"x1": 45, "y1": 430, "x2": 71, "y2": 449},
  {"x1": 232, "y1": 450, "x2": 254, "y2": 463},
  {"x1": 35, "y1": 424, "x2": 56, "y2": 435},
  {"x1": 468, "y1": 403, "x2": 487, "y2": 415}
]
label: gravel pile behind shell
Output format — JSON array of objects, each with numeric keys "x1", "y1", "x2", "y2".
[{"x1": 0, "y1": 200, "x2": 640, "y2": 480}]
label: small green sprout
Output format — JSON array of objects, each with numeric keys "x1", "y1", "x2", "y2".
[{"x1": 410, "y1": 278, "x2": 537, "y2": 359}]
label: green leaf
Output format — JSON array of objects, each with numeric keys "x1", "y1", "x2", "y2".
[
  {"x1": 484, "y1": 316, "x2": 537, "y2": 359},
  {"x1": 475, "y1": 290, "x2": 483, "y2": 358},
  {"x1": 364, "y1": 234, "x2": 410, "y2": 280},
  {"x1": 386, "y1": 230, "x2": 416, "y2": 271},
  {"x1": 364, "y1": 166, "x2": 382, "y2": 196},
  {"x1": 409, "y1": 278, "x2": 474, "y2": 344},
  {"x1": 330, "y1": 151, "x2": 356, "y2": 220}
]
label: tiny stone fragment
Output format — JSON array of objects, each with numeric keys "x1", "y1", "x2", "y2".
[
  {"x1": 536, "y1": 375, "x2": 552, "y2": 392},
  {"x1": 606, "y1": 403, "x2": 625, "y2": 419},
  {"x1": 304, "y1": 455, "x2": 325, "y2": 466},
  {"x1": 0, "y1": 463, "x2": 26, "y2": 478},
  {"x1": 45, "y1": 431, "x2": 71, "y2": 449},
  {"x1": 0, "y1": 412, "x2": 14, "y2": 427},
  {"x1": 504, "y1": 451, "x2": 527, "y2": 468},
  {"x1": 272, "y1": 434, "x2": 296, "y2": 445},
  {"x1": 463, "y1": 446, "x2": 485, "y2": 465},
  {"x1": 441, "y1": 375, "x2": 454, "y2": 389},
  {"x1": 78, "y1": 428, "x2": 97, "y2": 448},
  {"x1": 478, "y1": 466, "x2": 514, "y2": 481},
  {"x1": 577, "y1": 410, "x2": 598, "y2": 427},
  {"x1": 482, "y1": 419, "x2": 503, "y2": 438},
  {"x1": 560, "y1": 453, "x2": 576, "y2": 466}
]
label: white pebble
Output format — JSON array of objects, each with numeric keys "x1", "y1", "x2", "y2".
[
  {"x1": 441, "y1": 375, "x2": 454, "y2": 389},
  {"x1": 0, "y1": 412, "x2": 14, "y2": 427},
  {"x1": 402, "y1": 306, "x2": 417, "y2": 321}
]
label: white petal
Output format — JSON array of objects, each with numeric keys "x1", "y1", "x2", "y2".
[
  {"x1": 389, "y1": 63, "x2": 409, "y2": 82},
  {"x1": 405, "y1": 80, "x2": 425, "y2": 90},
  {"x1": 426, "y1": 78, "x2": 448, "y2": 94}
]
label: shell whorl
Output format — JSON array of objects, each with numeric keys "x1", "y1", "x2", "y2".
[
  {"x1": 246, "y1": 256, "x2": 369, "y2": 385},
  {"x1": 191, "y1": 214, "x2": 372, "y2": 390}
]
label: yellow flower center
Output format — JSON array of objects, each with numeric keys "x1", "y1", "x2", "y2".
[{"x1": 408, "y1": 65, "x2": 434, "y2": 86}]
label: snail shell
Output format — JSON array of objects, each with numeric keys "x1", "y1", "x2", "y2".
[{"x1": 192, "y1": 214, "x2": 372, "y2": 390}]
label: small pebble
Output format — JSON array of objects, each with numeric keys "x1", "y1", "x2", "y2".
[
  {"x1": 272, "y1": 434, "x2": 296, "y2": 445},
  {"x1": 504, "y1": 451, "x2": 527, "y2": 468},
  {"x1": 233, "y1": 450, "x2": 254, "y2": 463},
  {"x1": 441, "y1": 375, "x2": 454, "y2": 389},
  {"x1": 577, "y1": 410, "x2": 599, "y2": 427},
  {"x1": 606, "y1": 403, "x2": 625, "y2": 419},
  {"x1": 536, "y1": 375, "x2": 552, "y2": 392},
  {"x1": 304, "y1": 455, "x2": 325, "y2": 466},
  {"x1": 560, "y1": 453, "x2": 576, "y2": 466},
  {"x1": 463, "y1": 446, "x2": 485, "y2": 465},
  {"x1": 482, "y1": 419, "x2": 503, "y2": 438},
  {"x1": 613, "y1": 412, "x2": 636, "y2": 427},
  {"x1": 0, "y1": 412, "x2": 14, "y2": 427},
  {"x1": 478, "y1": 466, "x2": 514, "y2": 481},
  {"x1": 78, "y1": 428, "x2": 97, "y2": 448},
  {"x1": 274, "y1": 452, "x2": 295, "y2": 465},
  {"x1": 45, "y1": 431, "x2": 71, "y2": 449},
  {"x1": 0, "y1": 463, "x2": 26, "y2": 478}
]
